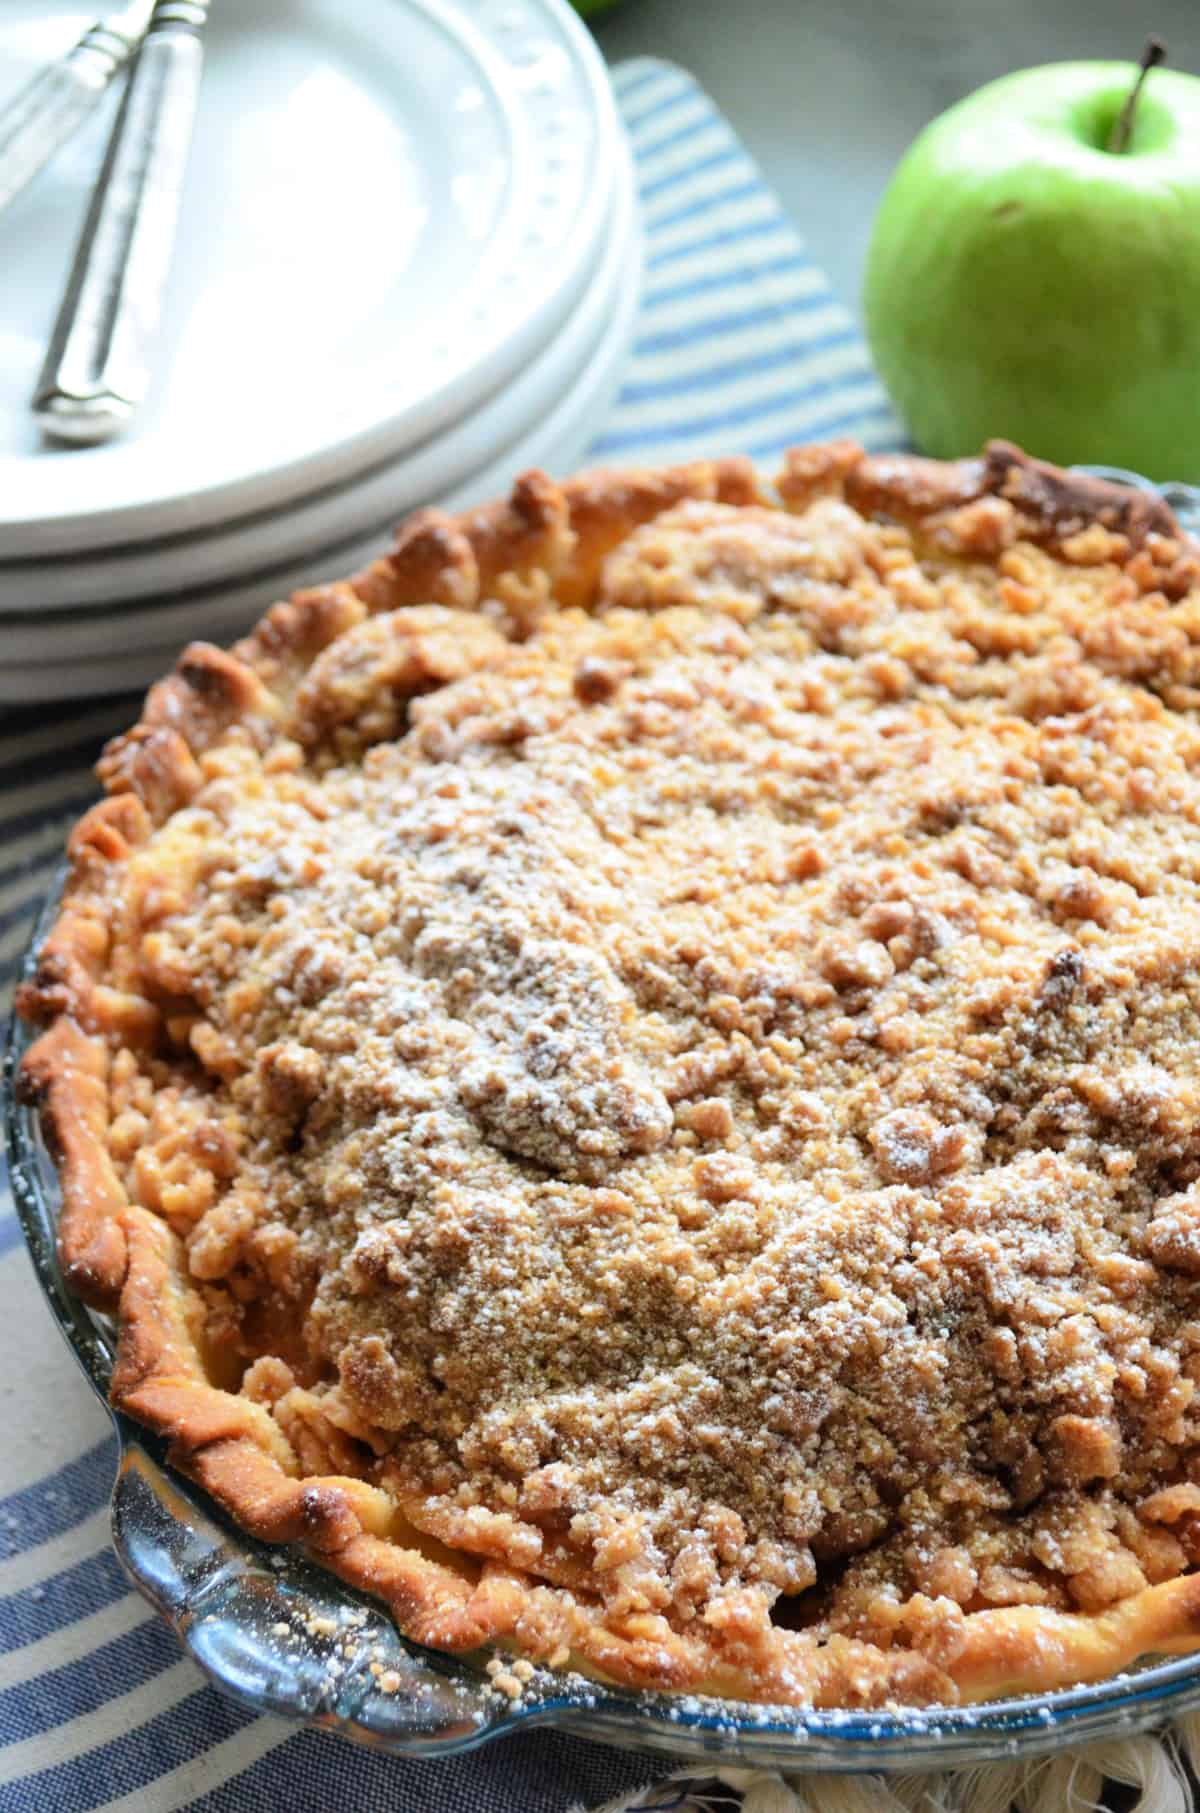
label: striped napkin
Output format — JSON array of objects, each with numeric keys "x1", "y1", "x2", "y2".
[{"x1": 0, "y1": 59, "x2": 900, "y2": 1813}]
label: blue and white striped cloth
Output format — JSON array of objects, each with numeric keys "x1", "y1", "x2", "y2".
[{"x1": 0, "y1": 59, "x2": 899, "y2": 1813}]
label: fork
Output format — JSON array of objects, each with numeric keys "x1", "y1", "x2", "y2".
[{"x1": 32, "y1": 0, "x2": 210, "y2": 445}]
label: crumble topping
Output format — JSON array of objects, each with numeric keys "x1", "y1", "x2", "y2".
[{"x1": 95, "y1": 490, "x2": 1200, "y2": 1688}]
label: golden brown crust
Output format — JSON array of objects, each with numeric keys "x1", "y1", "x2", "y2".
[
  {"x1": 21, "y1": 442, "x2": 1200, "y2": 1712},
  {"x1": 837, "y1": 440, "x2": 1179, "y2": 548},
  {"x1": 20, "y1": 1020, "x2": 127, "y2": 1309}
]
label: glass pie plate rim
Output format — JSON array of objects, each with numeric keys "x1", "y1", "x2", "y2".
[{"x1": 8, "y1": 462, "x2": 1200, "y2": 1772}]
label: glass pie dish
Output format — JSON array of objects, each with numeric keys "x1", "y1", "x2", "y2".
[{"x1": 8, "y1": 465, "x2": 1200, "y2": 1773}]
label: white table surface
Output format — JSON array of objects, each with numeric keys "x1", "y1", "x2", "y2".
[{"x1": 596, "y1": 0, "x2": 1200, "y2": 323}]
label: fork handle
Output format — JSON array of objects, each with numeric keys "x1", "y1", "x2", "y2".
[
  {"x1": 0, "y1": 17, "x2": 143, "y2": 218},
  {"x1": 32, "y1": 0, "x2": 209, "y2": 445}
]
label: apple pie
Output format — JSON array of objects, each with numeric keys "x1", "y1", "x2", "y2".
[{"x1": 21, "y1": 441, "x2": 1200, "y2": 1710}]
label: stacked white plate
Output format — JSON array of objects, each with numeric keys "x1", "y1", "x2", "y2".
[{"x1": 0, "y1": 0, "x2": 640, "y2": 702}]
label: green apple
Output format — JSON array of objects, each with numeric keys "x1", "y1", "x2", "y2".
[{"x1": 864, "y1": 56, "x2": 1200, "y2": 482}]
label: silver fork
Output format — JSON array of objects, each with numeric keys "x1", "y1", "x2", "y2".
[{"x1": 32, "y1": 0, "x2": 210, "y2": 446}]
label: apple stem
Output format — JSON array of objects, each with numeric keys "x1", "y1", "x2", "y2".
[{"x1": 1107, "y1": 37, "x2": 1167, "y2": 153}]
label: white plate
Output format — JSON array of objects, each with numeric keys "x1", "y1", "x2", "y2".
[
  {"x1": 0, "y1": 165, "x2": 640, "y2": 690},
  {"x1": 0, "y1": 0, "x2": 617, "y2": 557},
  {"x1": 0, "y1": 126, "x2": 636, "y2": 614}
]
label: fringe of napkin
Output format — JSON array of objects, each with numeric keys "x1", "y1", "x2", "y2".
[{"x1": 583, "y1": 1712, "x2": 1200, "y2": 1812}]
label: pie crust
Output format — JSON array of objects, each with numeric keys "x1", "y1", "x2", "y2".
[{"x1": 20, "y1": 440, "x2": 1200, "y2": 1711}]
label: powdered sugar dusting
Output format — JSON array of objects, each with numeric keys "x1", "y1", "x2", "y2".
[{"x1": 102, "y1": 491, "x2": 1200, "y2": 1706}]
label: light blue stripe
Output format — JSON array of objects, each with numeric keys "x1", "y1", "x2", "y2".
[
  {"x1": 619, "y1": 329, "x2": 863, "y2": 407},
  {"x1": 0, "y1": 1217, "x2": 23, "y2": 1260},
  {"x1": 644, "y1": 213, "x2": 791, "y2": 271},
  {"x1": 743, "y1": 399, "x2": 900, "y2": 461},
  {"x1": 0, "y1": 953, "x2": 28, "y2": 996},
  {"x1": 645, "y1": 176, "x2": 765, "y2": 233},
  {"x1": 0, "y1": 731, "x2": 107, "y2": 796},
  {"x1": 593, "y1": 366, "x2": 883, "y2": 456},
  {"x1": 0, "y1": 1547, "x2": 128, "y2": 1655},
  {"x1": 620, "y1": 86, "x2": 698, "y2": 135},
  {"x1": 608, "y1": 62, "x2": 678, "y2": 103},
  {"x1": 0, "y1": 787, "x2": 100, "y2": 852},
  {"x1": 0, "y1": 698, "x2": 126, "y2": 759},
  {"x1": 628, "y1": 110, "x2": 716, "y2": 164},
  {"x1": 0, "y1": 1439, "x2": 115, "y2": 1562},
  {"x1": 0, "y1": 835, "x2": 71, "y2": 898},
  {"x1": 0, "y1": 1685, "x2": 255, "y2": 1813},
  {"x1": 0, "y1": 885, "x2": 52, "y2": 945},
  {"x1": 614, "y1": 80, "x2": 694, "y2": 129},
  {"x1": 0, "y1": 954, "x2": 33, "y2": 996},
  {"x1": 633, "y1": 293, "x2": 838, "y2": 359},
  {"x1": 638, "y1": 145, "x2": 743, "y2": 204},
  {"x1": 642, "y1": 252, "x2": 813, "y2": 312},
  {"x1": 0, "y1": 1617, "x2": 178, "y2": 1746},
  {"x1": 186, "y1": 1723, "x2": 653, "y2": 1813},
  {"x1": 612, "y1": 76, "x2": 691, "y2": 124}
]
